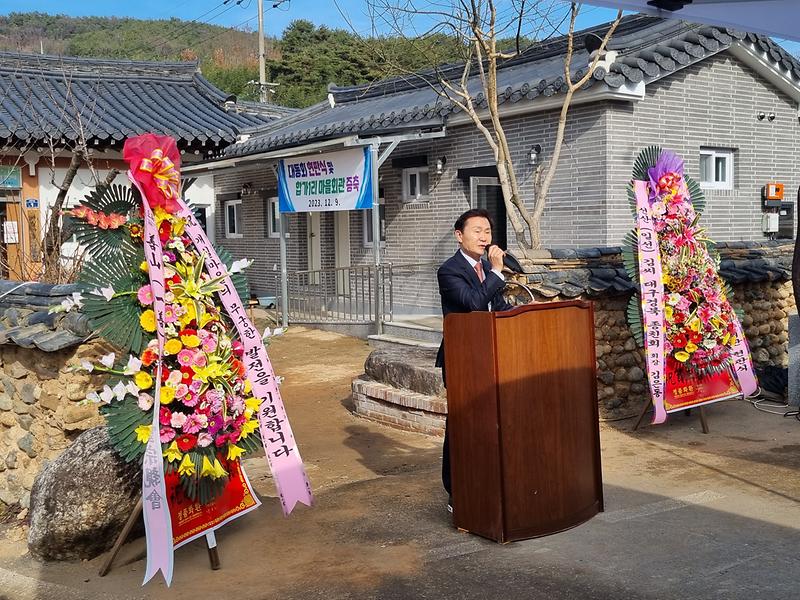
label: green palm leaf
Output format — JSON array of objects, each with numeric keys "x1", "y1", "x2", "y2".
[
  {"x1": 685, "y1": 175, "x2": 705, "y2": 215},
  {"x1": 632, "y1": 145, "x2": 662, "y2": 181},
  {"x1": 71, "y1": 185, "x2": 141, "y2": 262},
  {"x1": 627, "y1": 294, "x2": 644, "y2": 348}
]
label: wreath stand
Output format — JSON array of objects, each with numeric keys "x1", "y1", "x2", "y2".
[
  {"x1": 99, "y1": 496, "x2": 221, "y2": 577},
  {"x1": 633, "y1": 399, "x2": 710, "y2": 434}
]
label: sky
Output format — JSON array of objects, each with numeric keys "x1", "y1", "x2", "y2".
[{"x1": 0, "y1": 0, "x2": 798, "y2": 53}]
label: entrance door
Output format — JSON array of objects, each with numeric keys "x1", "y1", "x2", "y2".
[
  {"x1": 307, "y1": 212, "x2": 321, "y2": 284},
  {"x1": 470, "y1": 177, "x2": 507, "y2": 250},
  {"x1": 334, "y1": 211, "x2": 351, "y2": 295}
]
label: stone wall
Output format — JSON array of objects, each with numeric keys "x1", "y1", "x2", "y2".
[{"x1": 0, "y1": 342, "x2": 109, "y2": 510}]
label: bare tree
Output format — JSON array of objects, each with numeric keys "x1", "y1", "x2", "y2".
[{"x1": 363, "y1": 0, "x2": 622, "y2": 254}]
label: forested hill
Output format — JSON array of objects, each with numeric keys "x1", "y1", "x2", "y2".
[{"x1": 0, "y1": 12, "x2": 466, "y2": 108}]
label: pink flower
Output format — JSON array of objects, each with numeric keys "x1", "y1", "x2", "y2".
[
  {"x1": 174, "y1": 383, "x2": 189, "y2": 399},
  {"x1": 163, "y1": 304, "x2": 178, "y2": 324},
  {"x1": 177, "y1": 348, "x2": 195, "y2": 367},
  {"x1": 228, "y1": 395, "x2": 245, "y2": 415},
  {"x1": 191, "y1": 352, "x2": 207, "y2": 368},
  {"x1": 170, "y1": 411, "x2": 188, "y2": 429},
  {"x1": 160, "y1": 426, "x2": 176, "y2": 443},
  {"x1": 189, "y1": 379, "x2": 203, "y2": 393},
  {"x1": 182, "y1": 413, "x2": 204, "y2": 434},
  {"x1": 182, "y1": 393, "x2": 199, "y2": 407},
  {"x1": 137, "y1": 285, "x2": 154, "y2": 305},
  {"x1": 201, "y1": 337, "x2": 217, "y2": 353},
  {"x1": 197, "y1": 432, "x2": 213, "y2": 447}
]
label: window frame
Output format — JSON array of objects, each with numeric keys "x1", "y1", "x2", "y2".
[
  {"x1": 224, "y1": 198, "x2": 243, "y2": 239},
  {"x1": 362, "y1": 198, "x2": 386, "y2": 248},
  {"x1": 401, "y1": 167, "x2": 430, "y2": 202},
  {"x1": 699, "y1": 147, "x2": 734, "y2": 190},
  {"x1": 266, "y1": 196, "x2": 284, "y2": 239}
]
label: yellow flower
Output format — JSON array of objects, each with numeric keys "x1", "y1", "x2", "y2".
[
  {"x1": 178, "y1": 454, "x2": 195, "y2": 476},
  {"x1": 211, "y1": 458, "x2": 228, "y2": 479},
  {"x1": 227, "y1": 444, "x2": 245, "y2": 461},
  {"x1": 664, "y1": 305, "x2": 674, "y2": 321},
  {"x1": 198, "y1": 311, "x2": 216, "y2": 328},
  {"x1": 171, "y1": 218, "x2": 186, "y2": 236},
  {"x1": 163, "y1": 441, "x2": 182, "y2": 463},
  {"x1": 135, "y1": 424, "x2": 151, "y2": 444},
  {"x1": 662, "y1": 273, "x2": 672, "y2": 287},
  {"x1": 685, "y1": 342, "x2": 698, "y2": 353},
  {"x1": 722, "y1": 332, "x2": 731, "y2": 345},
  {"x1": 674, "y1": 351, "x2": 691, "y2": 363},
  {"x1": 239, "y1": 419, "x2": 259, "y2": 439},
  {"x1": 181, "y1": 334, "x2": 201, "y2": 348},
  {"x1": 244, "y1": 396, "x2": 260, "y2": 412},
  {"x1": 160, "y1": 386, "x2": 176, "y2": 405},
  {"x1": 200, "y1": 455, "x2": 215, "y2": 477},
  {"x1": 243, "y1": 379, "x2": 253, "y2": 395},
  {"x1": 179, "y1": 301, "x2": 196, "y2": 327},
  {"x1": 140, "y1": 261, "x2": 149, "y2": 273},
  {"x1": 192, "y1": 362, "x2": 228, "y2": 383},
  {"x1": 688, "y1": 319, "x2": 701, "y2": 333},
  {"x1": 164, "y1": 338, "x2": 183, "y2": 355},
  {"x1": 135, "y1": 371, "x2": 153, "y2": 390},
  {"x1": 140, "y1": 309, "x2": 157, "y2": 333},
  {"x1": 153, "y1": 206, "x2": 170, "y2": 224}
]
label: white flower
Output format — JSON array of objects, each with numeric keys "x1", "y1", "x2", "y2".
[
  {"x1": 99, "y1": 385, "x2": 115, "y2": 404},
  {"x1": 71, "y1": 292, "x2": 84, "y2": 308},
  {"x1": 80, "y1": 360, "x2": 94, "y2": 373},
  {"x1": 112, "y1": 381, "x2": 127, "y2": 402},
  {"x1": 138, "y1": 393, "x2": 154, "y2": 411},
  {"x1": 126, "y1": 381, "x2": 140, "y2": 397},
  {"x1": 123, "y1": 355, "x2": 142, "y2": 375},
  {"x1": 273, "y1": 327, "x2": 285, "y2": 337},
  {"x1": 59, "y1": 299, "x2": 74, "y2": 312},
  {"x1": 85, "y1": 390, "x2": 101, "y2": 403},
  {"x1": 275, "y1": 375, "x2": 284, "y2": 386},
  {"x1": 229, "y1": 258, "x2": 253, "y2": 274},
  {"x1": 96, "y1": 286, "x2": 115, "y2": 301},
  {"x1": 99, "y1": 352, "x2": 116, "y2": 369}
]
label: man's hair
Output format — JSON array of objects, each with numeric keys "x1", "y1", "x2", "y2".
[{"x1": 454, "y1": 208, "x2": 493, "y2": 232}]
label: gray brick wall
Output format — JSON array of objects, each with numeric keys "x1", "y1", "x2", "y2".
[{"x1": 212, "y1": 48, "x2": 798, "y2": 313}]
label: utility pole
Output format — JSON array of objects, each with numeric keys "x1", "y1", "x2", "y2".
[{"x1": 257, "y1": 0, "x2": 267, "y2": 103}]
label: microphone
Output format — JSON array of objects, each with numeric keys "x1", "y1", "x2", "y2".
[{"x1": 486, "y1": 245, "x2": 524, "y2": 273}]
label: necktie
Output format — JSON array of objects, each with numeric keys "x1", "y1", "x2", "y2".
[{"x1": 474, "y1": 261, "x2": 485, "y2": 283}]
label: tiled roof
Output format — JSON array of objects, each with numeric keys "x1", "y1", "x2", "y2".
[
  {"x1": 223, "y1": 14, "x2": 800, "y2": 158},
  {"x1": 514, "y1": 240, "x2": 792, "y2": 299},
  {"x1": 0, "y1": 281, "x2": 91, "y2": 352},
  {"x1": 0, "y1": 52, "x2": 281, "y2": 153}
]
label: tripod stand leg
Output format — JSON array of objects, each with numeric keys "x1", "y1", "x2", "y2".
[
  {"x1": 206, "y1": 531, "x2": 221, "y2": 570},
  {"x1": 99, "y1": 496, "x2": 143, "y2": 577},
  {"x1": 699, "y1": 406, "x2": 709, "y2": 434},
  {"x1": 633, "y1": 398, "x2": 653, "y2": 431}
]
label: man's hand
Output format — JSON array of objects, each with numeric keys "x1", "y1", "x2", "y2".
[{"x1": 487, "y1": 244, "x2": 505, "y2": 272}]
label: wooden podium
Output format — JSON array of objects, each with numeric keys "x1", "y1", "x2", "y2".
[{"x1": 443, "y1": 300, "x2": 603, "y2": 543}]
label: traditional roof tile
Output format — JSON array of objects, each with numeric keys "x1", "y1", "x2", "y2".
[
  {"x1": 221, "y1": 15, "x2": 800, "y2": 159},
  {"x1": 0, "y1": 52, "x2": 282, "y2": 153}
]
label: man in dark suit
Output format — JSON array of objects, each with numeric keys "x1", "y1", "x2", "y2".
[{"x1": 436, "y1": 208, "x2": 513, "y2": 510}]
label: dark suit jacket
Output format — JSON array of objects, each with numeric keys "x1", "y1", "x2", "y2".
[{"x1": 435, "y1": 250, "x2": 513, "y2": 384}]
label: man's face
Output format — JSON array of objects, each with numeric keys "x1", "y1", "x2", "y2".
[{"x1": 455, "y1": 216, "x2": 492, "y2": 261}]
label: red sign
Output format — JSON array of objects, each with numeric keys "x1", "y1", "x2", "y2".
[
  {"x1": 664, "y1": 359, "x2": 741, "y2": 413},
  {"x1": 165, "y1": 460, "x2": 260, "y2": 548}
]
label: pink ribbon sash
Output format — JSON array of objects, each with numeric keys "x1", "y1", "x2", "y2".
[
  {"x1": 176, "y1": 197, "x2": 314, "y2": 515},
  {"x1": 634, "y1": 180, "x2": 667, "y2": 424},
  {"x1": 130, "y1": 172, "x2": 175, "y2": 586}
]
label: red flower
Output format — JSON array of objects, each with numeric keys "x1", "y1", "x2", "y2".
[
  {"x1": 160, "y1": 366, "x2": 171, "y2": 383},
  {"x1": 180, "y1": 366, "x2": 195, "y2": 385},
  {"x1": 158, "y1": 220, "x2": 172, "y2": 243},
  {"x1": 673, "y1": 312, "x2": 686, "y2": 323},
  {"x1": 231, "y1": 339, "x2": 244, "y2": 358},
  {"x1": 689, "y1": 332, "x2": 703, "y2": 344},
  {"x1": 673, "y1": 334, "x2": 688, "y2": 348},
  {"x1": 230, "y1": 358, "x2": 246, "y2": 378},
  {"x1": 141, "y1": 348, "x2": 158, "y2": 367},
  {"x1": 176, "y1": 433, "x2": 197, "y2": 452},
  {"x1": 159, "y1": 406, "x2": 171, "y2": 425}
]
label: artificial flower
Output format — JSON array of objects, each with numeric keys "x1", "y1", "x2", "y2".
[
  {"x1": 176, "y1": 433, "x2": 197, "y2": 452},
  {"x1": 164, "y1": 338, "x2": 183, "y2": 355},
  {"x1": 160, "y1": 386, "x2": 176, "y2": 405},
  {"x1": 137, "y1": 285, "x2": 154, "y2": 305},
  {"x1": 140, "y1": 309, "x2": 157, "y2": 332},
  {"x1": 135, "y1": 424, "x2": 151, "y2": 443},
  {"x1": 178, "y1": 454, "x2": 195, "y2": 476},
  {"x1": 227, "y1": 444, "x2": 245, "y2": 461},
  {"x1": 135, "y1": 371, "x2": 153, "y2": 390},
  {"x1": 163, "y1": 441, "x2": 182, "y2": 463},
  {"x1": 160, "y1": 426, "x2": 176, "y2": 443}
]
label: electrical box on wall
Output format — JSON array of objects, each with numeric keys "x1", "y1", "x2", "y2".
[
  {"x1": 761, "y1": 212, "x2": 779, "y2": 233},
  {"x1": 762, "y1": 182, "x2": 784, "y2": 208}
]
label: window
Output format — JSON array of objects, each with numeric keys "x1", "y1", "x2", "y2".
[
  {"x1": 224, "y1": 199, "x2": 243, "y2": 238},
  {"x1": 265, "y1": 196, "x2": 287, "y2": 239},
  {"x1": 363, "y1": 199, "x2": 386, "y2": 247},
  {"x1": 699, "y1": 148, "x2": 734, "y2": 190},
  {"x1": 402, "y1": 167, "x2": 429, "y2": 202}
]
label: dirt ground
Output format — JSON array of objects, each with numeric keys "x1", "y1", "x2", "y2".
[{"x1": 0, "y1": 324, "x2": 798, "y2": 600}]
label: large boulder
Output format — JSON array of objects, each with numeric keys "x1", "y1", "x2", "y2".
[
  {"x1": 27, "y1": 426, "x2": 140, "y2": 561},
  {"x1": 364, "y1": 347, "x2": 443, "y2": 397}
]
